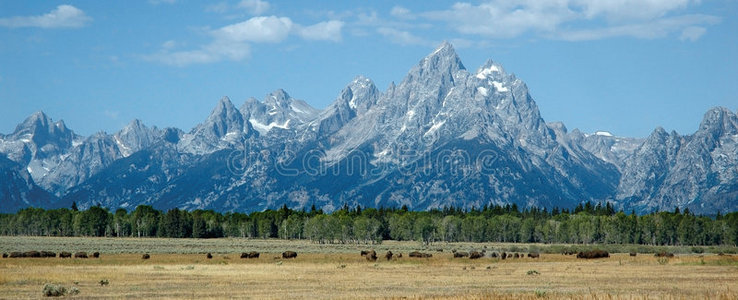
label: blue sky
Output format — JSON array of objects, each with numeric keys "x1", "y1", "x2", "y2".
[{"x1": 0, "y1": 0, "x2": 736, "y2": 138}]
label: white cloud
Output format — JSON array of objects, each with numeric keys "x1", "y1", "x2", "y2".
[
  {"x1": 213, "y1": 16, "x2": 292, "y2": 43},
  {"x1": 679, "y1": 26, "x2": 707, "y2": 42},
  {"x1": 0, "y1": 5, "x2": 91, "y2": 29},
  {"x1": 237, "y1": 0, "x2": 270, "y2": 15},
  {"x1": 148, "y1": 15, "x2": 342, "y2": 66},
  {"x1": 418, "y1": 0, "x2": 718, "y2": 41},
  {"x1": 390, "y1": 6, "x2": 414, "y2": 20},
  {"x1": 377, "y1": 27, "x2": 433, "y2": 46},
  {"x1": 297, "y1": 20, "x2": 344, "y2": 42}
]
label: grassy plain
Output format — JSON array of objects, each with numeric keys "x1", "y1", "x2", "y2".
[{"x1": 0, "y1": 237, "x2": 737, "y2": 299}]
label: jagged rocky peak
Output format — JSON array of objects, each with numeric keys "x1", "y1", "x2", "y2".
[
  {"x1": 475, "y1": 59, "x2": 507, "y2": 79},
  {"x1": 698, "y1": 107, "x2": 738, "y2": 137},
  {"x1": 12, "y1": 111, "x2": 75, "y2": 145},
  {"x1": 345, "y1": 75, "x2": 378, "y2": 114},
  {"x1": 199, "y1": 96, "x2": 245, "y2": 137},
  {"x1": 422, "y1": 41, "x2": 465, "y2": 72},
  {"x1": 244, "y1": 89, "x2": 320, "y2": 135},
  {"x1": 314, "y1": 76, "x2": 379, "y2": 136},
  {"x1": 114, "y1": 119, "x2": 159, "y2": 157}
]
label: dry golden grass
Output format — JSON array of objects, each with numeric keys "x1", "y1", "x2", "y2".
[{"x1": 1, "y1": 250, "x2": 737, "y2": 299}]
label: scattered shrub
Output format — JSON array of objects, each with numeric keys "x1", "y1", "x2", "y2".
[
  {"x1": 99, "y1": 279, "x2": 109, "y2": 286},
  {"x1": 657, "y1": 257, "x2": 670, "y2": 265},
  {"x1": 527, "y1": 270, "x2": 540, "y2": 275},
  {"x1": 654, "y1": 252, "x2": 674, "y2": 258},
  {"x1": 42, "y1": 283, "x2": 67, "y2": 297},
  {"x1": 68, "y1": 287, "x2": 80, "y2": 295}
]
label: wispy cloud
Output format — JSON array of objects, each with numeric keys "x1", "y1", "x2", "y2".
[
  {"x1": 377, "y1": 27, "x2": 433, "y2": 46},
  {"x1": 0, "y1": 5, "x2": 92, "y2": 29},
  {"x1": 297, "y1": 20, "x2": 344, "y2": 42},
  {"x1": 237, "y1": 0, "x2": 270, "y2": 15},
  {"x1": 388, "y1": 0, "x2": 719, "y2": 42},
  {"x1": 147, "y1": 15, "x2": 343, "y2": 66}
]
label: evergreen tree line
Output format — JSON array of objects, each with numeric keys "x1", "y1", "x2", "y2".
[{"x1": 1, "y1": 202, "x2": 737, "y2": 246}]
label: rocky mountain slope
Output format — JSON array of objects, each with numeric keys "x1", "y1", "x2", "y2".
[{"x1": 0, "y1": 42, "x2": 735, "y2": 214}]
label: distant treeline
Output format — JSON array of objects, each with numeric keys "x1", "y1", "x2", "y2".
[{"x1": 1, "y1": 202, "x2": 737, "y2": 246}]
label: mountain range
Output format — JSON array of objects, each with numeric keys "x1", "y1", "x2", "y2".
[{"x1": 1, "y1": 42, "x2": 736, "y2": 214}]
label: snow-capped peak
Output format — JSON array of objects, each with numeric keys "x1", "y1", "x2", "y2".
[{"x1": 595, "y1": 131, "x2": 614, "y2": 137}]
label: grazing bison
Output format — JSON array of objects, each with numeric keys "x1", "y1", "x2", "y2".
[
  {"x1": 501, "y1": 252, "x2": 507, "y2": 260},
  {"x1": 577, "y1": 250, "x2": 610, "y2": 259},
  {"x1": 142, "y1": 253, "x2": 151, "y2": 260},
  {"x1": 40, "y1": 251, "x2": 56, "y2": 258},
  {"x1": 385, "y1": 251, "x2": 393, "y2": 261},
  {"x1": 469, "y1": 251, "x2": 483, "y2": 259},
  {"x1": 454, "y1": 252, "x2": 469, "y2": 258},
  {"x1": 654, "y1": 252, "x2": 674, "y2": 258},
  {"x1": 282, "y1": 251, "x2": 297, "y2": 259},
  {"x1": 74, "y1": 252, "x2": 88, "y2": 259},
  {"x1": 206, "y1": 253, "x2": 213, "y2": 259},
  {"x1": 241, "y1": 252, "x2": 260, "y2": 258},
  {"x1": 24, "y1": 251, "x2": 41, "y2": 258},
  {"x1": 365, "y1": 250, "x2": 377, "y2": 262},
  {"x1": 9, "y1": 252, "x2": 24, "y2": 258},
  {"x1": 513, "y1": 253, "x2": 520, "y2": 259},
  {"x1": 528, "y1": 252, "x2": 540, "y2": 258},
  {"x1": 1, "y1": 253, "x2": 7, "y2": 258},
  {"x1": 562, "y1": 250, "x2": 576, "y2": 255},
  {"x1": 397, "y1": 253, "x2": 402, "y2": 258},
  {"x1": 491, "y1": 252, "x2": 498, "y2": 258},
  {"x1": 92, "y1": 252, "x2": 100, "y2": 258},
  {"x1": 629, "y1": 252, "x2": 637, "y2": 257},
  {"x1": 59, "y1": 251, "x2": 72, "y2": 258},
  {"x1": 360, "y1": 250, "x2": 370, "y2": 256},
  {"x1": 409, "y1": 251, "x2": 432, "y2": 258}
]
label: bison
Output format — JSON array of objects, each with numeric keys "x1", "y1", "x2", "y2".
[
  {"x1": 491, "y1": 252, "x2": 498, "y2": 258},
  {"x1": 528, "y1": 252, "x2": 540, "y2": 258},
  {"x1": 282, "y1": 251, "x2": 297, "y2": 259},
  {"x1": 397, "y1": 253, "x2": 402, "y2": 258},
  {"x1": 92, "y1": 252, "x2": 100, "y2": 258},
  {"x1": 469, "y1": 251, "x2": 483, "y2": 259},
  {"x1": 365, "y1": 250, "x2": 377, "y2": 262},
  {"x1": 453, "y1": 251, "x2": 469, "y2": 258},
  {"x1": 384, "y1": 251, "x2": 393, "y2": 261},
  {"x1": 59, "y1": 251, "x2": 72, "y2": 258},
  {"x1": 206, "y1": 253, "x2": 213, "y2": 259},
  {"x1": 41, "y1": 251, "x2": 56, "y2": 258},
  {"x1": 74, "y1": 252, "x2": 88, "y2": 258},
  {"x1": 577, "y1": 250, "x2": 610, "y2": 259},
  {"x1": 1, "y1": 253, "x2": 7, "y2": 258},
  {"x1": 409, "y1": 251, "x2": 432, "y2": 258},
  {"x1": 501, "y1": 252, "x2": 507, "y2": 260},
  {"x1": 9, "y1": 252, "x2": 24, "y2": 258},
  {"x1": 513, "y1": 253, "x2": 520, "y2": 259},
  {"x1": 24, "y1": 251, "x2": 41, "y2": 258},
  {"x1": 142, "y1": 253, "x2": 151, "y2": 260},
  {"x1": 629, "y1": 252, "x2": 637, "y2": 257}
]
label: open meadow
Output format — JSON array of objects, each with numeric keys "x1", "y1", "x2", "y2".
[{"x1": 1, "y1": 237, "x2": 737, "y2": 299}]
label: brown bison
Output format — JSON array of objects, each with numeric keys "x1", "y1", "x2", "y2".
[
  {"x1": 577, "y1": 250, "x2": 610, "y2": 259},
  {"x1": 501, "y1": 252, "x2": 507, "y2": 260},
  {"x1": 469, "y1": 251, "x2": 483, "y2": 259},
  {"x1": 365, "y1": 250, "x2": 377, "y2": 262},
  {"x1": 528, "y1": 252, "x2": 540, "y2": 258},
  {"x1": 513, "y1": 253, "x2": 520, "y2": 259},
  {"x1": 206, "y1": 253, "x2": 213, "y2": 259},
  {"x1": 384, "y1": 251, "x2": 393, "y2": 261},
  {"x1": 142, "y1": 253, "x2": 151, "y2": 260},
  {"x1": 92, "y1": 252, "x2": 100, "y2": 258},
  {"x1": 59, "y1": 251, "x2": 72, "y2": 258},
  {"x1": 282, "y1": 251, "x2": 297, "y2": 259},
  {"x1": 24, "y1": 251, "x2": 41, "y2": 258},
  {"x1": 74, "y1": 252, "x2": 88, "y2": 258},
  {"x1": 1, "y1": 253, "x2": 6, "y2": 258},
  {"x1": 453, "y1": 251, "x2": 469, "y2": 258},
  {"x1": 9, "y1": 252, "x2": 24, "y2": 258},
  {"x1": 654, "y1": 252, "x2": 674, "y2": 258},
  {"x1": 360, "y1": 250, "x2": 370, "y2": 256},
  {"x1": 562, "y1": 250, "x2": 576, "y2": 255},
  {"x1": 41, "y1": 251, "x2": 56, "y2": 258},
  {"x1": 397, "y1": 253, "x2": 403, "y2": 258},
  {"x1": 491, "y1": 252, "x2": 498, "y2": 258},
  {"x1": 240, "y1": 252, "x2": 260, "y2": 258},
  {"x1": 409, "y1": 251, "x2": 432, "y2": 258},
  {"x1": 629, "y1": 252, "x2": 637, "y2": 257}
]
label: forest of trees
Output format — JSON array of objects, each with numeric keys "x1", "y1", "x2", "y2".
[{"x1": 1, "y1": 202, "x2": 737, "y2": 247}]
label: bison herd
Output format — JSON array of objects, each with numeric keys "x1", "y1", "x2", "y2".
[{"x1": 1, "y1": 250, "x2": 101, "y2": 259}]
